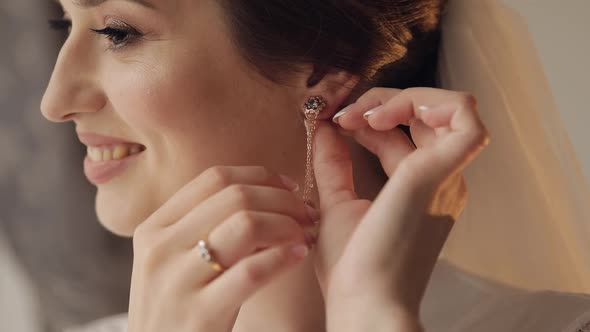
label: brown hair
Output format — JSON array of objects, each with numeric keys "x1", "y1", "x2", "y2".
[{"x1": 218, "y1": 0, "x2": 447, "y2": 89}]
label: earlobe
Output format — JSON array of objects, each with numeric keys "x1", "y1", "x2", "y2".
[{"x1": 304, "y1": 67, "x2": 361, "y2": 121}]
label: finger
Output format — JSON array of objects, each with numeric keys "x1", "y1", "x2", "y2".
[
  {"x1": 426, "y1": 103, "x2": 490, "y2": 177},
  {"x1": 207, "y1": 211, "x2": 310, "y2": 268},
  {"x1": 146, "y1": 166, "x2": 300, "y2": 228},
  {"x1": 169, "y1": 185, "x2": 318, "y2": 248},
  {"x1": 363, "y1": 88, "x2": 480, "y2": 131},
  {"x1": 358, "y1": 87, "x2": 463, "y2": 130},
  {"x1": 173, "y1": 211, "x2": 309, "y2": 288},
  {"x1": 361, "y1": 88, "x2": 489, "y2": 177},
  {"x1": 313, "y1": 121, "x2": 357, "y2": 211},
  {"x1": 200, "y1": 243, "x2": 308, "y2": 313},
  {"x1": 409, "y1": 118, "x2": 436, "y2": 149},
  {"x1": 349, "y1": 127, "x2": 415, "y2": 177},
  {"x1": 332, "y1": 87, "x2": 403, "y2": 130}
]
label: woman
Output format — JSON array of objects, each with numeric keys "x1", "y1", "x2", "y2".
[{"x1": 41, "y1": 0, "x2": 590, "y2": 331}]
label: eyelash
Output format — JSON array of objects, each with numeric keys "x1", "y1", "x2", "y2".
[{"x1": 48, "y1": 18, "x2": 145, "y2": 51}]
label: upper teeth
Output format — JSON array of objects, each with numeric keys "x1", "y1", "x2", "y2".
[{"x1": 87, "y1": 144, "x2": 144, "y2": 162}]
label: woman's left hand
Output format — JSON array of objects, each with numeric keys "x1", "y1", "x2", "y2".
[{"x1": 311, "y1": 87, "x2": 490, "y2": 332}]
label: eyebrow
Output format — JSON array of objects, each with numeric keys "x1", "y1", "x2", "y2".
[{"x1": 71, "y1": 0, "x2": 156, "y2": 9}]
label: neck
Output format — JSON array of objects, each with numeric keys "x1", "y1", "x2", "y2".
[{"x1": 233, "y1": 136, "x2": 387, "y2": 332}]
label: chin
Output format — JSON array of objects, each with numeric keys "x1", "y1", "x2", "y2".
[{"x1": 94, "y1": 189, "x2": 149, "y2": 238}]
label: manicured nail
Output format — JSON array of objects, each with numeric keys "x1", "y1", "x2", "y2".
[
  {"x1": 332, "y1": 108, "x2": 349, "y2": 123},
  {"x1": 305, "y1": 204, "x2": 320, "y2": 223},
  {"x1": 291, "y1": 244, "x2": 309, "y2": 258},
  {"x1": 363, "y1": 105, "x2": 384, "y2": 120},
  {"x1": 279, "y1": 175, "x2": 300, "y2": 192},
  {"x1": 332, "y1": 110, "x2": 348, "y2": 123}
]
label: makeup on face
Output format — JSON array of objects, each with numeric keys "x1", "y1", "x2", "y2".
[{"x1": 78, "y1": 132, "x2": 146, "y2": 184}]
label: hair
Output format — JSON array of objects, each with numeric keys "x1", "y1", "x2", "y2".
[{"x1": 218, "y1": 0, "x2": 448, "y2": 90}]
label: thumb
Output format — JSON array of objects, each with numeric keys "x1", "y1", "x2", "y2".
[{"x1": 313, "y1": 121, "x2": 357, "y2": 211}]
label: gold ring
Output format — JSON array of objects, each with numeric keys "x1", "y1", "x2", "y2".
[{"x1": 196, "y1": 239, "x2": 225, "y2": 272}]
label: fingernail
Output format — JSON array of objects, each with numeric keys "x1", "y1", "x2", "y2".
[
  {"x1": 305, "y1": 204, "x2": 320, "y2": 223},
  {"x1": 291, "y1": 244, "x2": 309, "y2": 258},
  {"x1": 332, "y1": 106, "x2": 351, "y2": 123},
  {"x1": 418, "y1": 105, "x2": 429, "y2": 112},
  {"x1": 363, "y1": 105, "x2": 384, "y2": 120},
  {"x1": 279, "y1": 175, "x2": 300, "y2": 192}
]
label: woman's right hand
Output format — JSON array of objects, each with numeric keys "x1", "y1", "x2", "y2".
[{"x1": 127, "y1": 165, "x2": 317, "y2": 332}]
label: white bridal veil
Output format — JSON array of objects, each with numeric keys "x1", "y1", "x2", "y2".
[{"x1": 436, "y1": 0, "x2": 590, "y2": 294}]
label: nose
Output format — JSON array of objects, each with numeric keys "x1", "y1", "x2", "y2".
[{"x1": 40, "y1": 32, "x2": 105, "y2": 123}]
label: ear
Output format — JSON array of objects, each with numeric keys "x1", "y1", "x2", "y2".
[{"x1": 298, "y1": 65, "x2": 361, "y2": 121}]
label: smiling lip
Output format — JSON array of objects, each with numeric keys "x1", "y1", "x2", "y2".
[
  {"x1": 77, "y1": 132, "x2": 143, "y2": 147},
  {"x1": 77, "y1": 132, "x2": 146, "y2": 185},
  {"x1": 83, "y1": 153, "x2": 143, "y2": 185}
]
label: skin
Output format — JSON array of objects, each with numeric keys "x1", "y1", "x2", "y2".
[
  {"x1": 42, "y1": 0, "x2": 317, "y2": 236},
  {"x1": 41, "y1": 0, "x2": 490, "y2": 331}
]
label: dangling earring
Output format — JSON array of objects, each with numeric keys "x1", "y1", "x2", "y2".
[{"x1": 302, "y1": 96, "x2": 327, "y2": 208}]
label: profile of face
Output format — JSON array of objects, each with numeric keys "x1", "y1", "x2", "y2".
[{"x1": 41, "y1": 0, "x2": 355, "y2": 237}]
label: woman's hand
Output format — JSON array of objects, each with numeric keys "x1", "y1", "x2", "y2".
[
  {"x1": 127, "y1": 166, "x2": 316, "y2": 332},
  {"x1": 312, "y1": 87, "x2": 490, "y2": 331}
]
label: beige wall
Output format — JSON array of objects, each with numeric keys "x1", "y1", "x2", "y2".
[
  {"x1": 0, "y1": 2, "x2": 132, "y2": 331},
  {"x1": 505, "y1": 0, "x2": 590, "y2": 182},
  {"x1": 0, "y1": 233, "x2": 41, "y2": 332}
]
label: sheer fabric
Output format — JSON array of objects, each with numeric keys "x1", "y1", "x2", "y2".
[{"x1": 437, "y1": 0, "x2": 590, "y2": 293}]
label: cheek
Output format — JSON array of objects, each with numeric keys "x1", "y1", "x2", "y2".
[
  {"x1": 99, "y1": 49, "x2": 263, "y2": 183},
  {"x1": 103, "y1": 45, "x2": 249, "y2": 138},
  {"x1": 94, "y1": 57, "x2": 231, "y2": 232},
  {"x1": 104, "y1": 62, "x2": 202, "y2": 134}
]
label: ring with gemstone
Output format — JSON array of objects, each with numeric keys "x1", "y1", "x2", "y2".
[{"x1": 196, "y1": 239, "x2": 225, "y2": 272}]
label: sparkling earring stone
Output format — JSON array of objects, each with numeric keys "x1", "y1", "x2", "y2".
[{"x1": 303, "y1": 96, "x2": 327, "y2": 118}]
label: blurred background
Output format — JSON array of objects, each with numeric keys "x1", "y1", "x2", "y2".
[
  {"x1": 0, "y1": 2, "x2": 132, "y2": 332},
  {"x1": 1, "y1": 0, "x2": 589, "y2": 331}
]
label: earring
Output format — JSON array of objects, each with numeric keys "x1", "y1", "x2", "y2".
[{"x1": 302, "y1": 96, "x2": 327, "y2": 208}]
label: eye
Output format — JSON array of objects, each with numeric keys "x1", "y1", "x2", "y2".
[{"x1": 91, "y1": 20, "x2": 144, "y2": 50}]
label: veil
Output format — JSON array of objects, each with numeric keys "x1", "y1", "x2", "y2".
[{"x1": 436, "y1": 0, "x2": 590, "y2": 293}]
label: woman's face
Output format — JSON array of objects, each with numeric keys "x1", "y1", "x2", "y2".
[{"x1": 41, "y1": 0, "x2": 316, "y2": 236}]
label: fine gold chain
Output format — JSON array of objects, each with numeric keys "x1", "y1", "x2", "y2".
[
  {"x1": 301, "y1": 96, "x2": 326, "y2": 207},
  {"x1": 303, "y1": 110, "x2": 318, "y2": 206}
]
